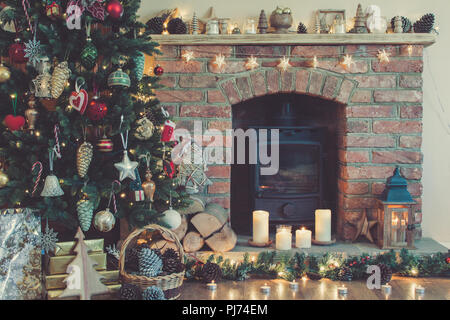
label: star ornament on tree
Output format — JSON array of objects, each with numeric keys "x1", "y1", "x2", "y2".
[
  {"x1": 340, "y1": 54, "x2": 355, "y2": 71},
  {"x1": 114, "y1": 151, "x2": 138, "y2": 181},
  {"x1": 377, "y1": 49, "x2": 390, "y2": 64},
  {"x1": 277, "y1": 56, "x2": 291, "y2": 72},
  {"x1": 182, "y1": 50, "x2": 195, "y2": 62},
  {"x1": 212, "y1": 54, "x2": 226, "y2": 71},
  {"x1": 245, "y1": 56, "x2": 259, "y2": 70}
]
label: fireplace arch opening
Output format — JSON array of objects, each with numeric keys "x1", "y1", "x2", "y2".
[{"x1": 230, "y1": 93, "x2": 345, "y2": 235}]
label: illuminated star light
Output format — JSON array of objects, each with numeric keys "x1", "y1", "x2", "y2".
[
  {"x1": 182, "y1": 50, "x2": 195, "y2": 62},
  {"x1": 311, "y1": 56, "x2": 319, "y2": 69},
  {"x1": 340, "y1": 54, "x2": 355, "y2": 71},
  {"x1": 212, "y1": 54, "x2": 226, "y2": 70},
  {"x1": 277, "y1": 56, "x2": 291, "y2": 72},
  {"x1": 245, "y1": 56, "x2": 259, "y2": 70},
  {"x1": 377, "y1": 49, "x2": 390, "y2": 64}
]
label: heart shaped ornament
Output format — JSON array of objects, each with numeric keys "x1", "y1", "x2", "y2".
[
  {"x1": 69, "y1": 89, "x2": 88, "y2": 114},
  {"x1": 4, "y1": 114, "x2": 25, "y2": 131}
]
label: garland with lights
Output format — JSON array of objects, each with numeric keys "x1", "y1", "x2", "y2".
[{"x1": 185, "y1": 249, "x2": 450, "y2": 282}]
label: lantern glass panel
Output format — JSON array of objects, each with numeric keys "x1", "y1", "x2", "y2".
[{"x1": 390, "y1": 208, "x2": 409, "y2": 246}]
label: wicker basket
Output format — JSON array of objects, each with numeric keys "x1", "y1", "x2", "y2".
[{"x1": 119, "y1": 224, "x2": 185, "y2": 300}]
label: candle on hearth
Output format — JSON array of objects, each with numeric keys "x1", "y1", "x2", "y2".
[
  {"x1": 276, "y1": 225, "x2": 292, "y2": 250},
  {"x1": 207, "y1": 280, "x2": 217, "y2": 291},
  {"x1": 415, "y1": 285, "x2": 425, "y2": 295},
  {"x1": 337, "y1": 285, "x2": 348, "y2": 295},
  {"x1": 289, "y1": 280, "x2": 299, "y2": 290},
  {"x1": 315, "y1": 209, "x2": 331, "y2": 242},
  {"x1": 295, "y1": 227, "x2": 312, "y2": 248},
  {"x1": 381, "y1": 284, "x2": 392, "y2": 295},
  {"x1": 260, "y1": 283, "x2": 270, "y2": 294},
  {"x1": 253, "y1": 210, "x2": 269, "y2": 244}
]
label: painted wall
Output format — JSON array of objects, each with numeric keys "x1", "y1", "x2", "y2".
[{"x1": 137, "y1": 0, "x2": 450, "y2": 243}]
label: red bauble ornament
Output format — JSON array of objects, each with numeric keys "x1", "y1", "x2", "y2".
[
  {"x1": 97, "y1": 136, "x2": 114, "y2": 152},
  {"x1": 106, "y1": 0, "x2": 124, "y2": 20},
  {"x1": 86, "y1": 97, "x2": 108, "y2": 121},
  {"x1": 9, "y1": 39, "x2": 28, "y2": 64},
  {"x1": 154, "y1": 65, "x2": 164, "y2": 76},
  {"x1": 446, "y1": 257, "x2": 450, "y2": 264},
  {"x1": 4, "y1": 115, "x2": 26, "y2": 131}
]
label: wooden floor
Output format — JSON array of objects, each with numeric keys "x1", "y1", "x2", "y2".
[{"x1": 179, "y1": 276, "x2": 450, "y2": 300}]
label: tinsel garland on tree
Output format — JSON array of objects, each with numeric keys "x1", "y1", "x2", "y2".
[{"x1": 184, "y1": 249, "x2": 450, "y2": 282}]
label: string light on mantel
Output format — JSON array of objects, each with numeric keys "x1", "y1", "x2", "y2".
[
  {"x1": 245, "y1": 56, "x2": 259, "y2": 70},
  {"x1": 407, "y1": 45, "x2": 413, "y2": 57},
  {"x1": 277, "y1": 56, "x2": 291, "y2": 72},
  {"x1": 340, "y1": 54, "x2": 355, "y2": 71},
  {"x1": 311, "y1": 56, "x2": 319, "y2": 69},
  {"x1": 377, "y1": 49, "x2": 391, "y2": 64},
  {"x1": 182, "y1": 50, "x2": 195, "y2": 62},
  {"x1": 212, "y1": 54, "x2": 226, "y2": 70}
]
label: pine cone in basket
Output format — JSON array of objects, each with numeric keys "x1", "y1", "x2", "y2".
[
  {"x1": 143, "y1": 286, "x2": 166, "y2": 300},
  {"x1": 162, "y1": 248, "x2": 180, "y2": 261},
  {"x1": 119, "y1": 283, "x2": 142, "y2": 300},
  {"x1": 200, "y1": 262, "x2": 222, "y2": 283},
  {"x1": 138, "y1": 247, "x2": 163, "y2": 277},
  {"x1": 125, "y1": 247, "x2": 140, "y2": 272},
  {"x1": 378, "y1": 263, "x2": 393, "y2": 285},
  {"x1": 338, "y1": 267, "x2": 353, "y2": 281},
  {"x1": 163, "y1": 257, "x2": 185, "y2": 274}
]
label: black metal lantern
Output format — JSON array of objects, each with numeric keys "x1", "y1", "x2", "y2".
[{"x1": 376, "y1": 168, "x2": 416, "y2": 249}]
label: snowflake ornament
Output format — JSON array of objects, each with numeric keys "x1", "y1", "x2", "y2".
[
  {"x1": 277, "y1": 56, "x2": 291, "y2": 72},
  {"x1": 24, "y1": 39, "x2": 42, "y2": 66},
  {"x1": 212, "y1": 54, "x2": 226, "y2": 71},
  {"x1": 340, "y1": 54, "x2": 355, "y2": 71},
  {"x1": 105, "y1": 244, "x2": 120, "y2": 261},
  {"x1": 377, "y1": 49, "x2": 390, "y2": 64},
  {"x1": 245, "y1": 56, "x2": 259, "y2": 70},
  {"x1": 39, "y1": 223, "x2": 59, "y2": 254}
]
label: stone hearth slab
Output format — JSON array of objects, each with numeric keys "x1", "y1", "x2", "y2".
[{"x1": 192, "y1": 236, "x2": 447, "y2": 261}]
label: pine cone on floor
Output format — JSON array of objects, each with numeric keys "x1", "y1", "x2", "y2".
[
  {"x1": 163, "y1": 257, "x2": 185, "y2": 274},
  {"x1": 142, "y1": 286, "x2": 166, "y2": 300},
  {"x1": 200, "y1": 262, "x2": 222, "y2": 283},
  {"x1": 167, "y1": 18, "x2": 187, "y2": 34},
  {"x1": 378, "y1": 263, "x2": 393, "y2": 285},
  {"x1": 297, "y1": 22, "x2": 308, "y2": 34},
  {"x1": 390, "y1": 16, "x2": 412, "y2": 33},
  {"x1": 138, "y1": 247, "x2": 163, "y2": 277},
  {"x1": 338, "y1": 267, "x2": 353, "y2": 281},
  {"x1": 119, "y1": 283, "x2": 142, "y2": 300},
  {"x1": 147, "y1": 16, "x2": 164, "y2": 34},
  {"x1": 413, "y1": 13, "x2": 435, "y2": 33}
]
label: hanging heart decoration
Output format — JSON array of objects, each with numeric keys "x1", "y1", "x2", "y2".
[
  {"x1": 4, "y1": 114, "x2": 26, "y2": 131},
  {"x1": 69, "y1": 77, "x2": 88, "y2": 114}
]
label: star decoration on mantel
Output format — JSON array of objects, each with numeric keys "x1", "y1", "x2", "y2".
[
  {"x1": 182, "y1": 50, "x2": 195, "y2": 62},
  {"x1": 340, "y1": 54, "x2": 355, "y2": 71},
  {"x1": 245, "y1": 56, "x2": 259, "y2": 70},
  {"x1": 277, "y1": 56, "x2": 291, "y2": 72},
  {"x1": 377, "y1": 49, "x2": 390, "y2": 64},
  {"x1": 352, "y1": 210, "x2": 377, "y2": 243},
  {"x1": 114, "y1": 151, "x2": 138, "y2": 181},
  {"x1": 212, "y1": 54, "x2": 226, "y2": 71}
]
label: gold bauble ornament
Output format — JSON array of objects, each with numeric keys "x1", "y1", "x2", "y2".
[
  {"x1": 134, "y1": 117, "x2": 154, "y2": 141},
  {"x1": 0, "y1": 170, "x2": 9, "y2": 188},
  {"x1": 0, "y1": 63, "x2": 11, "y2": 83},
  {"x1": 94, "y1": 208, "x2": 116, "y2": 233}
]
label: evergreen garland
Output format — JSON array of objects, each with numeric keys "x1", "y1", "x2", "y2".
[{"x1": 185, "y1": 249, "x2": 450, "y2": 282}]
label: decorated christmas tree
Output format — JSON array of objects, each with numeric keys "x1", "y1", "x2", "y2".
[{"x1": 0, "y1": 0, "x2": 189, "y2": 235}]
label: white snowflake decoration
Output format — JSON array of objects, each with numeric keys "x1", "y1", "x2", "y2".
[
  {"x1": 277, "y1": 56, "x2": 291, "y2": 72},
  {"x1": 24, "y1": 39, "x2": 42, "y2": 66},
  {"x1": 39, "y1": 223, "x2": 59, "y2": 254},
  {"x1": 245, "y1": 56, "x2": 259, "y2": 70}
]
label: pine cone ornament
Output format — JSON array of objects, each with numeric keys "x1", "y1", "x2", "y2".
[
  {"x1": 162, "y1": 248, "x2": 179, "y2": 261},
  {"x1": 76, "y1": 142, "x2": 93, "y2": 178},
  {"x1": 163, "y1": 257, "x2": 185, "y2": 274},
  {"x1": 138, "y1": 247, "x2": 163, "y2": 277},
  {"x1": 133, "y1": 51, "x2": 146, "y2": 81},
  {"x1": 338, "y1": 267, "x2": 353, "y2": 281},
  {"x1": 142, "y1": 286, "x2": 166, "y2": 300},
  {"x1": 378, "y1": 263, "x2": 393, "y2": 285},
  {"x1": 200, "y1": 262, "x2": 222, "y2": 283},
  {"x1": 390, "y1": 16, "x2": 412, "y2": 33},
  {"x1": 119, "y1": 283, "x2": 142, "y2": 300},
  {"x1": 77, "y1": 194, "x2": 94, "y2": 232},
  {"x1": 297, "y1": 22, "x2": 308, "y2": 34},
  {"x1": 51, "y1": 61, "x2": 71, "y2": 99},
  {"x1": 413, "y1": 13, "x2": 435, "y2": 33},
  {"x1": 167, "y1": 18, "x2": 187, "y2": 34},
  {"x1": 147, "y1": 17, "x2": 164, "y2": 34}
]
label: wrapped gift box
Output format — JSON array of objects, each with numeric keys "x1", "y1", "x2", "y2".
[{"x1": 0, "y1": 208, "x2": 42, "y2": 300}]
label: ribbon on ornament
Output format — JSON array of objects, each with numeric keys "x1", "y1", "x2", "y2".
[
  {"x1": 22, "y1": 0, "x2": 33, "y2": 33},
  {"x1": 11, "y1": 93, "x2": 17, "y2": 116},
  {"x1": 108, "y1": 180, "x2": 121, "y2": 214},
  {"x1": 31, "y1": 161, "x2": 43, "y2": 197}
]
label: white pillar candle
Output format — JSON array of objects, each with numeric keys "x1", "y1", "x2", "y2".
[
  {"x1": 289, "y1": 280, "x2": 299, "y2": 290},
  {"x1": 381, "y1": 284, "x2": 392, "y2": 295},
  {"x1": 276, "y1": 228, "x2": 292, "y2": 250},
  {"x1": 253, "y1": 210, "x2": 269, "y2": 244},
  {"x1": 315, "y1": 209, "x2": 332, "y2": 242},
  {"x1": 415, "y1": 285, "x2": 425, "y2": 295},
  {"x1": 207, "y1": 280, "x2": 217, "y2": 291},
  {"x1": 295, "y1": 227, "x2": 312, "y2": 248},
  {"x1": 337, "y1": 285, "x2": 348, "y2": 295},
  {"x1": 260, "y1": 283, "x2": 271, "y2": 294}
]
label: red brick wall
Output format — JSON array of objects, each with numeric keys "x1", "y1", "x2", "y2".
[{"x1": 155, "y1": 44, "x2": 424, "y2": 241}]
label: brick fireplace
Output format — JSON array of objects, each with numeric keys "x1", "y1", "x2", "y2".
[{"x1": 153, "y1": 35, "x2": 433, "y2": 242}]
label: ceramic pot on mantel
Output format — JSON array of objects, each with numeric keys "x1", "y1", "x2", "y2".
[{"x1": 269, "y1": 13, "x2": 293, "y2": 34}]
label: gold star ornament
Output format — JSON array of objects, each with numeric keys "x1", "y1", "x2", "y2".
[
  {"x1": 377, "y1": 49, "x2": 390, "y2": 64},
  {"x1": 182, "y1": 50, "x2": 195, "y2": 62},
  {"x1": 245, "y1": 56, "x2": 259, "y2": 70},
  {"x1": 277, "y1": 56, "x2": 291, "y2": 72}
]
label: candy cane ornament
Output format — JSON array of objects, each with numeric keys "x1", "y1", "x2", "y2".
[{"x1": 31, "y1": 161, "x2": 43, "y2": 197}]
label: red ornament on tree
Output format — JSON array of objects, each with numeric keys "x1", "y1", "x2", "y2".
[
  {"x1": 86, "y1": 97, "x2": 108, "y2": 121},
  {"x1": 161, "y1": 120, "x2": 176, "y2": 142},
  {"x1": 154, "y1": 65, "x2": 164, "y2": 76},
  {"x1": 106, "y1": 0, "x2": 124, "y2": 20},
  {"x1": 9, "y1": 39, "x2": 28, "y2": 64},
  {"x1": 446, "y1": 257, "x2": 450, "y2": 264},
  {"x1": 4, "y1": 115, "x2": 26, "y2": 131}
]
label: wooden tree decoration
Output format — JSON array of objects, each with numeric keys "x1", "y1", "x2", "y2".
[
  {"x1": 314, "y1": 11, "x2": 321, "y2": 34},
  {"x1": 258, "y1": 10, "x2": 268, "y2": 34},
  {"x1": 191, "y1": 12, "x2": 199, "y2": 34},
  {"x1": 349, "y1": 4, "x2": 368, "y2": 33},
  {"x1": 59, "y1": 228, "x2": 109, "y2": 300}
]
